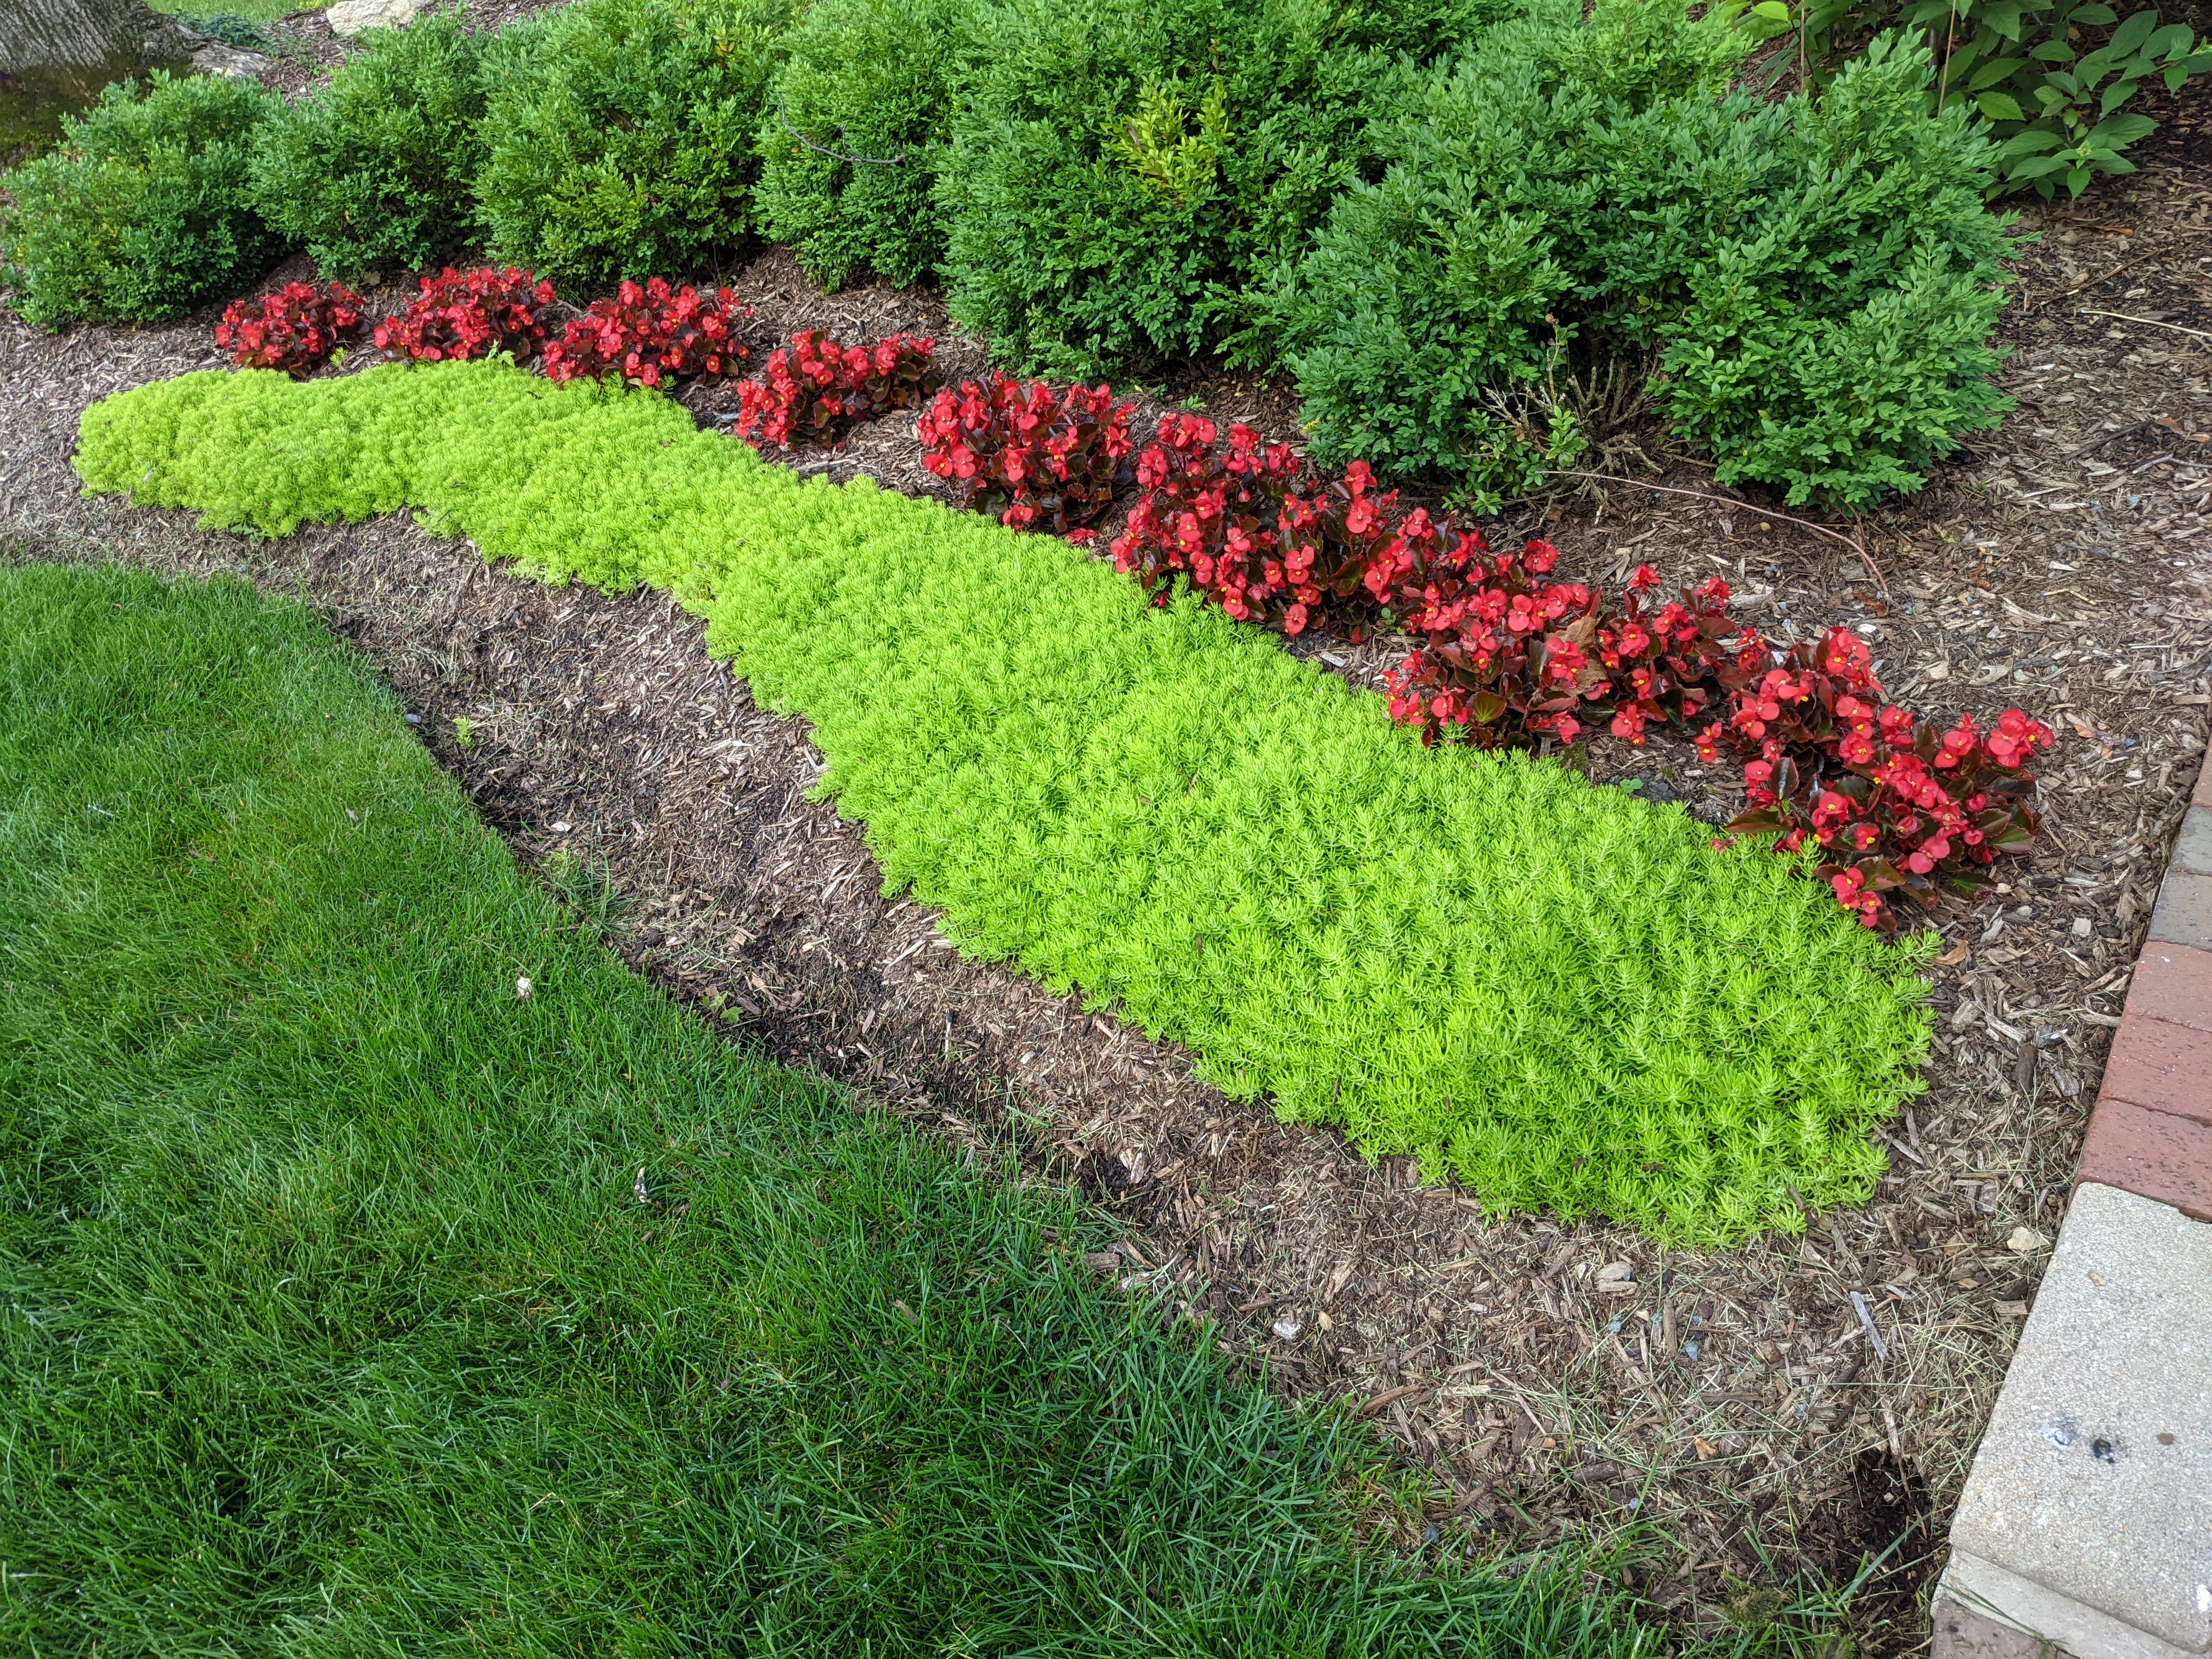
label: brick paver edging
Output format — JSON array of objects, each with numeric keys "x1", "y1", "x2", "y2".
[
  {"x1": 2072, "y1": 746, "x2": 2212, "y2": 1220},
  {"x1": 1930, "y1": 740, "x2": 2212, "y2": 1659}
]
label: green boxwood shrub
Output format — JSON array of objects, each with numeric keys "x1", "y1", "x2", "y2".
[
  {"x1": 1642, "y1": 33, "x2": 2017, "y2": 508},
  {"x1": 247, "y1": 6, "x2": 487, "y2": 281},
  {"x1": 752, "y1": 0, "x2": 977, "y2": 291},
  {"x1": 1263, "y1": 0, "x2": 2017, "y2": 510},
  {"x1": 935, "y1": 0, "x2": 1514, "y2": 378},
  {"x1": 0, "y1": 72, "x2": 280, "y2": 328},
  {"x1": 475, "y1": 0, "x2": 794, "y2": 291}
]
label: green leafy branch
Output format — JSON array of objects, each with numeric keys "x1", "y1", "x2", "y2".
[{"x1": 1720, "y1": 0, "x2": 2212, "y2": 195}]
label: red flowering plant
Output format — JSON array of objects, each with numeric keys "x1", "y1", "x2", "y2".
[
  {"x1": 916, "y1": 373, "x2": 1133, "y2": 534},
  {"x1": 1695, "y1": 628, "x2": 2055, "y2": 929},
  {"x1": 215, "y1": 281, "x2": 364, "y2": 377},
  {"x1": 1111, "y1": 415, "x2": 1304, "y2": 623},
  {"x1": 1268, "y1": 459, "x2": 1407, "y2": 641},
  {"x1": 1109, "y1": 419, "x2": 1406, "y2": 639},
  {"x1": 735, "y1": 330, "x2": 938, "y2": 447},
  {"x1": 373, "y1": 266, "x2": 557, "y2": 364},
  {"x1": 1592, "y1": 564, "x2": 1747, "y2": 746},
  {"x1": 1382, "y1": 534, "x2": 1607, "y2": 747},
  {"x1": 544, "y1": 278, "x2": 754, "y2": 390}
]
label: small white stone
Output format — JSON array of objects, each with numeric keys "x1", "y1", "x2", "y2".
[
  {"x1": 515, "y1": 976, "x2": 532, "y2": 1000},
  {"x1": 550, "y1": 821, "x2": 572, "y2": 834},
  {"x1": 1271, "y1": 1316, "x2": 1304, "y2": 1341},
  {"x1": 2007, "y1": 1225, "x2": 2049, "y2": 1253},
  {"x1": 326, "y1": 0, "x2": 428, "y2": 36},
  {"x1": 2070, "y1": 916, "x2": 2091, "y2": 938}
]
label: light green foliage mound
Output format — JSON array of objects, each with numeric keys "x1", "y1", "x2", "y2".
[
  {"x1": 74, "y1": 362, "x2": 1934, "y2": 1242},
  {"x1": 248, "y1": 5, "x2": 487, "y2": 280},
  {"x1": 475, "y1": 0, "x2": 792, "y2": 290},
  {"x1": 0, "y1": 71, "x2": 279, "y2": 326},
  {"x1": 1, "y1": 560, "x2": 1754, "y2": 1652},
  {"x1": 753, "y1": 0, "x2": 975, "y2": 290},
  {"x1": 1262, "y1": 0, "x2": 2017, "y2": 509}
]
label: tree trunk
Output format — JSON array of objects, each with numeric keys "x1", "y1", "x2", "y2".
[{"x1": 0, "y1": 0, "x2": 193, "y2": 73}]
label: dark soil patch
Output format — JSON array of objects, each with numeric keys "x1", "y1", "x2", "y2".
[{"x1": 7, "y1": 75, "x2": 2212, "y2": 1655}]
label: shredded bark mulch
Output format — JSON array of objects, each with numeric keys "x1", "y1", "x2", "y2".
[{"x1": 7, "y1": 75, "x2": 2212, "y2": 1656}]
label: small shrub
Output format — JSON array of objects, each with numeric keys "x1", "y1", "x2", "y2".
[
  {"x1": 543, "y1": 278, "x2": 754, "y2": 389},
  {"x1": 935, "y1": 0, "x2": 1509, "y2": 376},
  {"x1": 1644, "y1": 34, "x2": 2018, "y2": 507},
  {"x1": 247, "y1": 6, "x2": 486, "y2": 280},
  {"x1": 915, "y1": 374, "x2": 1133, "y2": 532},
  {"x1": 0, "y1": 72, "x2": 280, "y2": 327},
  {"x1": 373, "y1": 266, "x2": 557, "y2": 363},
  {"x1": 752, "y1": 0, "x2": 974, "y2": 290},
  {"x1": 476, "y1": 0, "x2": 794, "y2": 291},
  {"x1": 735, "y1": 330, "x2": 939, "y2": 447},
  {"x1": 1266, "y1": 0, "x2": 2019, "y2": 510},
  {"x1": 215, "y1": 281, "x2": 365, "y2": 376},
  {"x1": 1254, "y1": 0, "x2": 1745, "y2": 489}
]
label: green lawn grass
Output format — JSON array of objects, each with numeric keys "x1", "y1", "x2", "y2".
[
  {"x1": 0, "y1": 559, "x2": 1809, "y2": 1655},
  {"x1": 151, "y1": 2, "x2": 304, "y2": 29},
  {"x1": 74, "y1": 361, "x2": 1934, "y2": 1244}
]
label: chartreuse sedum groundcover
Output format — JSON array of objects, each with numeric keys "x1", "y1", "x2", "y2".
[{"x1": 74, "y1": 359, "x2": 1933, "y2": 1244}]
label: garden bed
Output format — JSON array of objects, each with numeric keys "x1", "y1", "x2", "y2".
[{"x1": 4, "y1": 83, "x2": 2211, "y2": 1654}]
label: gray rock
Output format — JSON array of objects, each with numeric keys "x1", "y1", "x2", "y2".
[{"x1": 326, "y1": 0, "x2": 427, "y2": 36}]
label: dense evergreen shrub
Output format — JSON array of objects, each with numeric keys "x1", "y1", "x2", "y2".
[
  {"x1": 476, "y1": 0, "x2": 793, "y2": 291},
  {"x1": 935, "y1": 0, "x2": 1516, "y2": 377},
  {"x1": 752, "y1": 0, "x2": 975, "y2": 290},
  {"x1": 0, "y1": 73, "x2": 279, "y2": 327},
  {"x1": 1265, "y1": 0, "x2": 2017, "y2": 510},
  {"x1": 248, "y1": 7, "x2": 487, "y2": 280},
  {"x1": 1641, "y1": 33, "x2": 2017, "y2": 506}
]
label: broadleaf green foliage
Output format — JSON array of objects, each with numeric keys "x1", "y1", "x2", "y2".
[
  {"x1": 752, "y1": 0, "x2": 975, "y2": 290},
  {"x1": 1718, "y1": 0, "x2": 2211, "y2": 199},
  {"x1": 247, "y1": 5, "x2": 487, "y2": 280},
  {"x1": 935, "y1": 0, "x2": 1517, "y2": 377},
  {"x1": 0, "y1": 71, "x2": 280, "y2": 327},
  {"x1": 0, "y1": 559, "x2": 1753, "y2": 1654},
  {"x1": 1265, "y1": 0, "x2": 2017, "y2": 509},
  {"x1": 73, "y1": 361, "x2": 1936, "y2": 1243},
  {"x1": 475, "y1": 0, "x2": 794, "y2": 292}
]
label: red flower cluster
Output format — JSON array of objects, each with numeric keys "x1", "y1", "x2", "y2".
[
  {"x1": 1112, "y1": 415, "x2": 1303, "y2": 622},
  {"x1": 1592, "y1": 565, "x2": 1743, "y2": 746},
  {"x1": 1109, "y1": 419, "x2": 1428, "y2": 640},
  {"x1": 916, "y1": 374, "x2": 1133, "y2": 534},
  {"x1": 215, "y1": 281, "x2": 364, "y2": 377},
  {"x1": 1694, "y1": 629, "x2": 2054, "y2": 928},
  {"x1": 735, "y1": 330, "x2": 939, "y2": 448},
  {"x1": 373, "y1": 266, "x2": 558, "y2": 364},
  {"x1": 1384, "y1": 533, "x2": 1604, "y2": 746},
  {"x1": 543, "y1": 278, "x2": 753, "y2": 390}
]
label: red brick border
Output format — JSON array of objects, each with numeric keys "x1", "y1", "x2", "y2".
[{"x1": 2074, "y1": 743, "x2": 2212, "y2": 1223}]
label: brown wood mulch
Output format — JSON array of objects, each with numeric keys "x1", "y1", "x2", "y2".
[{"x1": 6, "y1": 69, "x2": 2212, "y2": 1657}]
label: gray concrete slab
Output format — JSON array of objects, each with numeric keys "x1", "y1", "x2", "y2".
[
  {"x1": 1939, "y1": 1555, "x2": 2195, "y2": 1659},
  {"x1": 1949, "y1": 1183, "x2": 2212, "y2": 1655}
]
